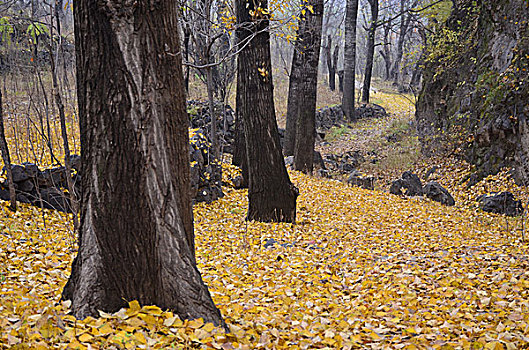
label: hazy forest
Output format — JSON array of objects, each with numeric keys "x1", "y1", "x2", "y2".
[{"x1": 0, "y1": 0, "x2": 528, "y2": 348}]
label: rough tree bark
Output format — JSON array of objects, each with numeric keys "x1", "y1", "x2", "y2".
[
  {"x1": 293, "y1": 0, "x2": 324, "y2": 174},
  {"x1": 343, "y1": 0, "x2": 360, "y2": 121},
  {"x1": 62, "y1": 0, "x2": 225, "y2": 327},
  {"x1": 361, "y1": 0, "x2": 379, "y2": 104},
  {"x1": 0, "y1": 90, "x2": 16, "y2": 211},
  {"x1": 283, "y1": 42, "x2": 302, "y2": 157},
  {"x1": 232, "y1": 73, "x2": 248, "y2": 188},
  {"x1": 236, "y1": 0, "x2": 298, "y2": 222}
]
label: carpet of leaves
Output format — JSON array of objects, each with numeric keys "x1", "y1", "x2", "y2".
[{"x1": 1, "y1": 160, "x2": 529, "y2": 349}]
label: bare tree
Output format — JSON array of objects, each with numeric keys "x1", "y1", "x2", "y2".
[
  {"x1": 361, "y1": 0, "x2": 379, "y2": 104},
  {"x1": 236, "y1": 0, "x2": 298, "y2": 222},
  {"x1": 0, "y1": 90, "x2": 16, "y2": 211},
  {"x1": 343, "y1": 0, "x2": 360, "y2": 121}
]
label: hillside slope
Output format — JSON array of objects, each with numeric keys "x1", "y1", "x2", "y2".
[{"x1": 416, "y1": 0, "x2": 529, "y2": 184}]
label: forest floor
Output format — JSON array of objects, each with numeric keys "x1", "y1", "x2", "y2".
[{"x1": 1, "y1": 85, "x2": 529, "y2": 349}]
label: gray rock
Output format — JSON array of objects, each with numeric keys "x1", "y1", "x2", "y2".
[
  {"x1": 10, "y1": 165, "x2": 28, "y2": 183},
  {"x1": 348, "y1": 173, "x2": 375, "y2": 190},
  {"x1": 478, "y1": 192, "x2": 523, "y2": 217},
  {"x1": 313, "y1": 151, "x2": 326, "y2": 170},
  {"x1": 390, "y1": 171, "x2": 423, "y2": 196},
  {"x1": 424, "y1": 181, "x2": 455, "y2": 206}
]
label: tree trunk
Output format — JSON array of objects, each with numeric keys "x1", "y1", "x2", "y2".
[
  {"x1": 381, "y1": 18, "x2": 392, "y2": 81},
  {"x1": 361, "y1": 0, "x2": 379, "y2": 104},
  {"x1": 325, "y1": 35, "x2": 338, "y2": 91},
  {"x1": 284, "y1": 45, "x2": 301, "y2": 157},
  {"x1": 410, "y1": 26, "x2": 427, "y2": 89},
  {"x1": 63, "y1": 0, "x2": 225, "y2": 328},
  {"x1": 391, "y1": 0, "x2": 411, "y2": 85},
  {"x1": 293, "y1": 0, "x2": 324, "y2": 174},
  {"x1": 0, "y1": 90, "x2": 16, "y2": 211},
  {"x1": 236, "y1": 0, "x2": 298, "y2": 223},
  {"x1": 343, "y1": 0, "x2": 360, "y2": 121},
  {"x1": 232, "y1": 74, "x2": 248, "y2": 188}
]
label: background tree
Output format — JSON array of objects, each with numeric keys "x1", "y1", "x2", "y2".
[
  {"x1": 62, "y1": 0, "x2": 225, "y2": 327},
  {"x1": 236, "y1": 0, "x2": 298, "y2": 223},
  {"x1": 343, "y1": 0, "x2": 360, "y2": 121},
  {"x1": 0, "y1": 90, "x2": 16, "y2": 211},
  {"x1": 293, "y1": 0, "x2": 324, "y2": 173},
  {"x1": 361, "y1": 0, "x2": 379, "y2": 104}
]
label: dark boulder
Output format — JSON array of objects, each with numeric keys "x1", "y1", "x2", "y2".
[
  {"x1": 38, "y1": 167, "x2": 68, "y2": 188},
  {"x1": 0, "y1": 184, "x2": 9, "y2": 201},
  {"x1": 347, "y1": 172, "x2": 375, "y2": 190},
  {"x1": 478, "y1": 192, "x2": 523, "y2": 217},
  {"x1": 390, "y1": 171, "x2": 423, "y2": 196},
  {"x1": 10, "y1": 165, "x2": 28, "y2": 183},
  {"x1": 16, "y1": 179, "x2": 35, "y2": 193},
  {"x1": 39, "y1": 187, "x2": 70, "y2": 212},
  {"x1": 22, "y1": 162, "x2": 40, "y2": 178},
  {"x1": 423, "y1": 181, "x2": 455, "y2": 206},
  {"x1": 313, "y1": 151, "x2": 326, "y2": 170}
]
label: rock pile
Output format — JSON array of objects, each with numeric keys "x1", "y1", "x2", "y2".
[
  {"x1": 187, "y1": 100, "x2": 236, "y2": 154},
  {"x1": 0, "y1": 130, "x2": 225, "y2": 211},
  {"x1": 390, "y1": 171, "x2": 455, "y2": 206},
  {"x1": 324, "y1": 151, "x2": 364, "y2": 173},
  {"x1": 314, "y1": 104, "x2": 388, "y2": 133},
  {"x1": 0, "y1": 156, "x2": 80, "y2": 212},
  {"x1": 189, "y1": 130, "x2": 224, "y2": 203}
]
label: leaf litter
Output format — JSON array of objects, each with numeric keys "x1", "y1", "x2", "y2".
[
  {"x1": 1, "y1": 91, "x2": 529, "y2": 348},
  {"x1": 0, "y1": 161, "x2": 528, "y2": 349}
]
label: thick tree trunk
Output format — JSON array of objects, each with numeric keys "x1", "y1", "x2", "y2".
[
  {"x1": 63, "y1": 0, "x2": 225, "y2": 328},
  {"x1": 293, "y1": 0, "x2": 324, "y2": 174},
  {"x1": 361, "y1": 0, "x2": 379, "y2": 104},
  {"x1": 236, "y1": 0, "x2": 298, "y2": 223},
  {"x1": 0, "y1": 90, "x2": 16, "y2": 211},
  {"x1": 343, "y1": 0, "x2": 359, "y2": 121}
]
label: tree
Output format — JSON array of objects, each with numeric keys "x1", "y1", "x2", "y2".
[
  {"x1": 0, "y1": 90, "x2": 16, "y2": 211},
  {"x1": 236, "y1": 0, "x2": 298, "y2": 223},
  {"x1": 343, "y1": 0, "x2": 360, "y2": 121},
  {"x1": 62, "y1": 0, "x2": 225, "y2": 327},
  {"x1": 325, "y1": 36, "x2": 340, "y2": 91},
  {"x1": 391, "y1": 0, "x2": 416, "y2": 86},
  {"x1": 283, "y1": 0, "x2": 325, "y2": 159},
  {"x1": 379, "y1": 14, "x2": 393, "y2": 81},
  {"x1": 361, "y1": 0, "x2": 379, "y2": 104},
  {"x1": 293, "y1": 0, "x2": 324, "y2": 174}
]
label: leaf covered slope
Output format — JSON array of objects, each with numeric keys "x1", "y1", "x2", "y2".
[{"x1": 1, "y1": 161, "x2": 529, "y2": 349}]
